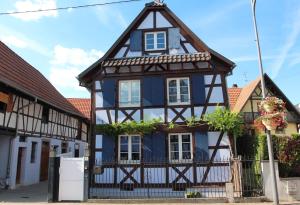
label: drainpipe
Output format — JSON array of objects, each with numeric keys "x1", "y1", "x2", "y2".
[{"x1": 5, "y1": 97, "x2": 38, "y2": 188}]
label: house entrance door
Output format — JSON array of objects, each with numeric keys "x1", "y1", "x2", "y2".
[
  {"x1": 40, "y1": 141, "x2": 50, "y2": 181},
  {"x1": 16, "y1": 147, "x2": 25, "y2": 184}
]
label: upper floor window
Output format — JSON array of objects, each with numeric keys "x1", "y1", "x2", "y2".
[
  {"x1": 167, "y1": 77, "x2": 190, "y2": 105},
  {"x1": 42, "y1": 107, "x2": 49, "y2": 123},
  {"x1": 119, "y1": 135, "x2": 141, "y2": 164},
  {"x1": 169, "y1": 133, "x2": 192, "y2": 162},
  {"x1": 145, "y1": 31, "x2": 166, "y2": 51},
  {"x1": 119, "y1": 80, "x2": 140, "y2": 107}
]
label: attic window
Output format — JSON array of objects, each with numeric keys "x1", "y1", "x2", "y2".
[{"x1": 145, "y1": 31, "x2": 166, "y2": 51}]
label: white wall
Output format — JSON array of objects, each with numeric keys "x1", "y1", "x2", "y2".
[{"x1": 261, "y1": 161, "x2": 300, "y2": 201}]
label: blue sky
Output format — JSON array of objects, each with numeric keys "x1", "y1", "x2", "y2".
[{"x1": 0, "y1": 0, "x2": 300, "y2": 104}]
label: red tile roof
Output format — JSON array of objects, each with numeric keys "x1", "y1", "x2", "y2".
[
  {"x1": 0, "y1": 41, "x2": 83, "y2": 117},
  {"x1": 67, "y1": 98, "x2": 91, "y2": 119},
  {"x1": 227, "y1": 87, "x2": 242, "y2": 110}
]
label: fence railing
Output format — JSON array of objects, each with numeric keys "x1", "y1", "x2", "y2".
[{"x1": 89, "y1": 157, "x2": 263, "y2": 199}]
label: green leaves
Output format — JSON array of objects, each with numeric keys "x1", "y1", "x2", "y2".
[
  {"x1": 202, "y1": 106, "x2": 244, "y2": 137},
  {"x1": 95, "y1": 118, "x2": 162, "y2": 137}
]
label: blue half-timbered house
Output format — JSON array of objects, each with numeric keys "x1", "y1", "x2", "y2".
[{"x1": 78, "y1": 1, "x2": 236, "y2": 198}]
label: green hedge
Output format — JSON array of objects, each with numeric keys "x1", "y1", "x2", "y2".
[{"x1": 256, "y1": 134, "x2": 300, "y2": 177}]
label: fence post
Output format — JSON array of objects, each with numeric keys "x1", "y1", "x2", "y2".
[
  {"x1": 48, "y1": 146, "x2": 56, "y2": 202},
  {"x1": 83, "y1": 144, "x2": 90, "y2": 201}
]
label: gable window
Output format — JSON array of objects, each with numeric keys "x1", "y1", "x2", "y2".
[
  {"x1": 119, "y1": 135, "x2": 141, "y2": 163},
  {"x1": 119, "y1": 80, "x2": 140, "y2": 107},
  {"x1": 145, "y1": 31, "x2": 166, "y2": 51},
  {"x1": 0, "y1": 102, "x2": 7, "y2": 113},
  {"x1": 169, "y1": 133, "x2": 192, "y2": 162},
  {"x1": 167, "y1": 77, "x2": 190, "y2": 105}
]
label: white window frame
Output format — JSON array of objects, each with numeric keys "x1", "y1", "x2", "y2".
[
  {"x1": 119, "y1": 80, "x2": 141, "y2": 107},
  {"x1": 168, "y1": 133, "x2": 193, "y2": 163},
  {"x1": 118, "y1": 135, "x2": 141, "y2": 164},
  {"x1": 167, "y1": 77, "x2": 191, "y2": 105},
  {"x1": 144, "y1": 31, "x2": 167, "y2": 51}
]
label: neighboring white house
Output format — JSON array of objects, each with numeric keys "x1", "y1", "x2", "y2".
[{"x1": 0, "y1": 41, "x2": 89, "y2": 189}]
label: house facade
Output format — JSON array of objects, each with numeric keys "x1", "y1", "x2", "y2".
[
  {"x1": 0, "y1": 42, "x2": 88, "y2": 189},
  {"x1": 79, "y1": 2, "x2": 235, "y2": 197},
  {"x1": 228, "y1": 74, "x2": 300, "y2": 136}
]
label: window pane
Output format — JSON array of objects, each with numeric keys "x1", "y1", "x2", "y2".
[
  {"x1": 182, "y1": 152, "x2": 191, "y2": 159},
  {"x1": 132, "y1": 153, "x2": 140, "y2": 160},
  {"x1": 169, "y1": 95, "x2": 177, "y2": 103},
  {"x1": 131, "y1": 136, "x2": 140, "y2": 143},
  {"x1": 180, "y1": 94, "x2": 189, "y2": 102},
  {"x1": 171, "y1": 143, "x2": 179, "y2": 151},
  {"x1": 120, "y1": 136, "x2": 128, "y2": 144},
  {"x1": 182, "y1": 134, "x2": 190, "y2": 142},
  {"x1": 120, "y1": 82, "x2": 129, "y2": 105},
  {"x1": 171, "y1": 152, "x2": 179, "y2": 160},
  {"x1": 131, "y1": 81, "x2": 140, "y2": 105},
  {"x1": 170, "y1": 135, "x2": 178, "y2": 143},
  {"x1": 180, "y1": 79, "x2": 189, "y2": 87},
  {"x1": 157, "y1": 32, "x2": 165, "y2": 39},
  {"x1": 146, "y1": 33, "x2": 154, "y2": 50},
  {"x1": 182, "y1": 143, "x2": 190, "y2": 152},
  {"x1": 120, "y1": 144, "x2": 128, "y2": 152},
  {"x1": 95, "y1": 135, "x2": 103, "y2": 149},
  {"x1": 120, "y1": 153, "x2": 128, "y2": 160},
  {"x1": 180, "y1": 87, "x2": 189, "y2": 94},
  {"x1": 169, "y1": 80, "x2": 177, "y2": 87}
]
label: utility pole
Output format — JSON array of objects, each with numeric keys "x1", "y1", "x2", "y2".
[{"x1": 250, "y1": 0, "x2": 279, "y2": 204}]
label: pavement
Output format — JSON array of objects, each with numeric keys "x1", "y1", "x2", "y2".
[
  {"x1": 0, "y1": 181, "x2": 47, "y2": 203},
  {"x1": 0, "y1": 182, "x2": 299, "y2": 205}
]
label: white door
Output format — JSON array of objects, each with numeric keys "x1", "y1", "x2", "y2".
[{"x1": 59, "y1": 157, "x2": 84, "y2": 201}]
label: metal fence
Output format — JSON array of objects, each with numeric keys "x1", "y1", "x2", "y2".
[{"x1": 89, "y1": 158, "x2": 263, "y2": 199}]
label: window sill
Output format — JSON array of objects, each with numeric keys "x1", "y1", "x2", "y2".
[
  {"x1": 119, "y1": 104, "x2": 141, "y2": 108},
  {"x1": 169, "y1": 159, "x2": 193, "y2": 164},
  {"x1": 118, "y1": 160, "x2": 141, "y2": 164},
  {"x1": 167, "y1": 102, "x2": 191, "y2": 106}
]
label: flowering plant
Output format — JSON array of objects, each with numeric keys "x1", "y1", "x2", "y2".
[{"x1": 254, "y1": 97, "x2": 287, "y2": 131}]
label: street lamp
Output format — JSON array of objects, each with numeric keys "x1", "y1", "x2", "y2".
[{"x1": 250, "y1": 0, "x2": 279, "y2": 204}]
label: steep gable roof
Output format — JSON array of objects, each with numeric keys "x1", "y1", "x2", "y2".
[
  {"x1": 229, "y1": 74, "x2": 300, "y2": 121},
  {"x1": 67, "y1": 98, "x2": 91, "y2": 120},
  {"x1": 78, "y1": 2, "x2": 235, "y2": 85},
  {"x1": 0, "y1": 41, "x2": 84, "y2": 117}
]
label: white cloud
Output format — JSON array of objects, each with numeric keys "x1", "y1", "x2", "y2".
[
  {"x1": 49, "y1": 45, "x2": 104, "y2": 94},
  {"x1": 10, "y1": 0, "x2": 58, "y2": 21},
  {"x1": 1, "y1": 35, "x2": 28, "y2": 48},
  {"x1": 270, "y1": 7, "x2": 300, "y2": 78},
  {"x1": 0, "y1": 25, "x2": 50, "y2": 56}
]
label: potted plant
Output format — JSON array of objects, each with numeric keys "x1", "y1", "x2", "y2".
[
  {"x1": 254, "y1": 97, "x2": 287, "y2": 131},
  {"x1": 260, "y1": 97, "x2": 285, "y2": 113}
]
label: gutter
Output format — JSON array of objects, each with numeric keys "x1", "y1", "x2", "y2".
[{"x1": 5, "y1": 97, "x2": 38, "y2": 188}]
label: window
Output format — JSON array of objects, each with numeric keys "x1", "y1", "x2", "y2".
[
  {"x1": 0, "y1": 102, "x2": 6, "y2": 113},
  {"x1": 61, "y1": 142, "x2": 68, "y2": 154},
  {"x1": 75, "y1": 143, "x2": 80, "y2": 157},
  {"x1": 167, "y1": 78, "x2": 190, "y2": 105},
  {"x1": 30, "y1": 142, "x2": 37, "y2": 163},
  {"x1": 42, "y1": 107, "x2": 49, "y2": 123},
  {"x1": 119, "y1": 80, "x2": 140, "y2": 107},
  {"x1": 145, "y1": 31, "x2": 166, "y2": 51},
  {"x1": 119, "y1": 135, "x2": 141, "y2": 163},
  {"x1": 169, "y1": 133, "x2": 192, "y2": 162}
]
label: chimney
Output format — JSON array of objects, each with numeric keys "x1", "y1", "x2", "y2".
[{"x1": 232, "y1": 84, "x2": 238, "y2": 88}]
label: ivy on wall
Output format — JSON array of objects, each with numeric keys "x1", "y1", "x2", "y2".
[{"x1": 95, "y1": 106, "x2": 244, "y2": 139}]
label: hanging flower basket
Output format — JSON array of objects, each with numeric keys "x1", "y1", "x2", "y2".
[
  {"x1": 261, "y1": 118, "x2": 277, "y2": 131},
  {"x1": 254, "y1": 97, "x2": 287, "y2": 131},
  {"x1": 260, "y1": 97, "x2": 285, "y2": 113}
]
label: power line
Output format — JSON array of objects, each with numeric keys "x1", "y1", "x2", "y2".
[{"x1": 0, "y1": 0, "x2": 143, "y2": 16}]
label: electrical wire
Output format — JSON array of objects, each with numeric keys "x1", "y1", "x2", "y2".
[{"x1": 0, "y1": 0, "x2": 143, "y2": 16}]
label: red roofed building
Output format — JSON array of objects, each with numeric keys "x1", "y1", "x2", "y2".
[
  {"x1": 0, "y1": 41, "x2": 88, "y2": 189},
  {"x1": 67, "y1": 98, "x2": 91, "y2": 120}
]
